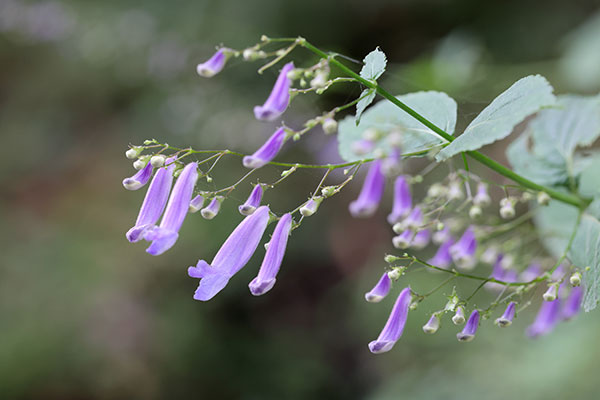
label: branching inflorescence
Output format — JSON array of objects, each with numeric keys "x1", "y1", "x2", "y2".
[{"x1": 123, "y1": 36, "x2": 600, "y2": 354}]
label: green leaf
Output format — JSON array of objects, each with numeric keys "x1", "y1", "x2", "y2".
[
  {"x1": 339, "y1": 91, "x2": 457, "y2": 162},
  {"x1": 568, "y1": 212, "x2": 600, "y2": 311},
  {"x1": 360, "y1": 47, "x2": 387, "y2": 81},
  {"x1": 355, "y1": 89, "x2": 376, "y2": 125},
  {"x1": 579, "y1": 154, "x2": 600, "y2": 198},
  {"x1": 436, "y1": 75, "x2": 556, "y2": 161},
  {"x1": 533, "y1": 200, "x2": 579, "y2": 259}
]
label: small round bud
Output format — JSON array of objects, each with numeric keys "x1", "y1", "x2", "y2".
[
  {"x1": 447, "y1": 182, "x2": 463, "y2": 201},
  {"x1": 387, "y1": 268, "x2": 401, "y2": 281},
  {"x1": 321, "y1": 186, "x2": 336, "y2": 198},
  {"x1": 436, "y1": 222, "x2": 445, "y2": 231},
  {"x1": 310, "y1": 71, "x2": 328, "y2": 89},
  {"x1": 126, "y1": 148, "x2": 139, "y2": 159},
  {"x1": 300, "y1": 197, "x2": 322, "y2": 217},
  {"x1": 174, "y1": 169, "x2": 183, "y2": 178},
  {"x1": 427, "y1": 183, "x2": 447, "y2": 199},
  {"x1": 243, "y1": 48, "x2": 258, "y2": 61},
  {"x1": 543, "y1": 284, "x2": 558, "y2": 301},
  {"x1": 570, "y1": 271, "x2": 582, "y2": 287},
  {"x1": 384, "y1": 254, "x2": 400, "y2": 264},
  {"x1": 521, "y1": 192, "x2": 534, "y2": 202},
  {"x1": 293, "y1": 133, "x2": 301, "y2": 141},
  {"x1": 133, "y1": 159, "x2": 146, "y2": 170},
  {"x1": 392, "y1": 222, "x2": 404, "y2": 235},
  {"x1": 500, "y1": 204, "x2": 515, "y2": 219},
  {"x1": 256, "y1": 50, "x2": 267, "y2": 59},
  {"x1": 299, "y1": 78, "x2": 307, "y2": 87},
  {"x1": 322, "y1": 118, "x2": 338, "y2": 135},
  {"x1": 286, "y1": 68, "x2": 303, "y2": 80},
  {"x1": 150, "y1": 155, "x2": 165, "y2": 168},
  {"x1": 205, "y1": 175, "x2": 212, "y2": 182},
  {"x1": 264, "y1": 242, "x2": 270, "y2": 250},
  {"x1": 409, "y1": 301, "x2": 418, "y2": 311},
  {"x1": 469, "y1": 205, "x2": 482, "y2": 219},
  {"x1": 260, "y1": 34, "x2": 269, "y2": 42},
  {"x1": 537, "y1": 191, "x2": 551, "y2": 206}
]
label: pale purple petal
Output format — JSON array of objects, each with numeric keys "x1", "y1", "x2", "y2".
[
  {"x1": 365, "y1": 272, "x2": 392, "y2": 303},
  {"x1": 526, "y1": 299, "x2": 560, "y2": 337},
  {"x1": 243, "y1": 127, "x2": 287, "y2": 169},
  {"x1": 411, "y1": 229, "x2": 430, "y2": 249},
  {"x1": 189, "y1": 194, "x2": 205, "y2": 213},
  {"x1": 449, "y1": 226, "x2": 477, "y2": 270},
  {"x1": 387, "y1": 176, "x2": 412, "y2": 225},
  {"x1": 196, "y1": 48, "x2": 227, "y2": 78},
  {"x1": 561, "y1": 286, "x2": 583, "y2": 320},
  {"x1": 457, "y1": 309, "x2": 480, "y2": 342},
  {"x1": 239, "y1": 185, "x2": 263, "y2": 216},
  {"x1": 432, "y1": 226, "x2": 451, "y2": 245},
  {"x1": 369, "y1": 287, "x2": 412, "y2": 354},
  {"x1": 520, "y1": 262, "x2": 542, "y2": 282},
  {"x1": 201, "y1": 196, "x2": 223, "y2": 220},
  {"x1": 122, "y1": 161, "x2": 153, "y2": 190},
  {"x1": 428, "y1": 238, "x2": 455, "y2": 269},
  {"x1": 495, "y1": 302, "x2": 516, "y2": 327},
  {"x1": 349, "y1": 160, "x2": 385, "y2": 218},
  {"x1": 473, "y1": 183, "x2": 491, "y2": 207},
  {"x1": 254, "y1": 62, "x2": 294, "y2": 121}
]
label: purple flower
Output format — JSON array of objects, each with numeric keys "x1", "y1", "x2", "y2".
[
  {"x1": 365, "y1": 272, "x2": 392, "y2": 303},
  {"x1": 561, "y1": 286, "x2": 583, "y2": 320},
  {"x1": 452, "y1": 306, "x2": 465, "y2": 325},
  {"x1": 457, "y1": 310, "x2": 480, "y2": 342},
  {"x1": 122, "y1": 161, "x2": 153, "y2": 190},
  {"x1": 387, "y1": 176, "x2": 412, "y2": 225},
  {"x1": 351, "y1": 139, "x2": 375, "y2": 156},
  {"x1": 449, "y1": 226, "x2": 477, "y2": 270},
  {"x1": 381, "y1": 148, "x2": 402, "y2": 176},
  {"x1": 411, "y1": 229, "x2": 430, "y2": 249},
  {"x1": 300, "y1": 197, "x2": 322, "y2": 217},
  {"x1": 189, "y1": 194, "x2": 205, "y2": 213},
  {"x1": 249, "y1": 213, "x2": 293, "y2": 296},
  {"x1": 201, "y1": 196, "x2": 223, "y2": 220},
  {"x1": 526, "y1": 299, "x2": 561, "y2": 337},
  {"x1": 432, "y1": 226, "x2": 451, "y2": 245},
  {"x1": 495, "y1": 302, "x2": 516, "y2": 327},
  {"x1": 126, "y1": 159, "x2": 176, "y2": 242},
  {"x1": 473, "y1": 183, "x2": 491, "y2": 207},
  {"x1": 144, "y1": 162, "x2": 198, "y2": 255},
  {"x1": 485, "y1": 254, "x2": 507, "y2": 291},
  {"x1": 254, "y1": 62, "x2": 294, "y2": 121},
  {"x1": 239, "y1": 185, "x2": 263, "y2": 216},
  {"x1": 188, "y1": 206, "x2": 271, "y2": 301},
  {"x1": 349, "y1": 160, "x2": 385, "y2": 218},
  {"x1": 520, "y1": 262, "x2": 542, "y2": 282},
  {"x1": 392, "y1": 230, "x2": 413, "y2": 249},
  {"x1": 243, "y1": 127, "x2": 287, "y2": 169},
  {"x1": 422, "y1": 313, "x2": 440, "y2": 334},
  {"x1": 428, "y1": 238, "x2": 455, "y2": 269},
  {"x1": 196, "y1": 48, "x2": 227, "y2": 78},
  {"x1": 393, "y1": 206, "x2": 423, "y2": 233},
  {"x1": 369, "y1": 287, "x2": 412, "y2": 354}
]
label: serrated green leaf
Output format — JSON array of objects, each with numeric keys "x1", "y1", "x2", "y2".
[
  {"x1": 436, "y1": 75, "x2": 556, "y2": 161},
  {"x1": 355, "y1": 89, "x2": 376, "y2": 125},
  {"x1": 339, "y1": 91, "x2": 457, "y2": 162},
  {"x1": 568, "y1": 212, "x2": 600, "y2": 311},
  {"x1": 360, "y1": 47, "x2": 387, "y2": 81}
]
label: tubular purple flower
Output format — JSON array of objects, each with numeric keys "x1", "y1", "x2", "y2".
[
  {"x1": 561, "y1": 286, "x2": 583, "y2": 320},
  {"x1": 189, "y1": 194, "x2": 205, "y2": 213},
  {"x1": 196, "y1": 48, "x2": 227, "y2": 78},
  {"x1": 526, "y1": 299, "x2": 560, "y2": 337},
  {"x1": 392, "y1": 230, "x2": 413, "y2": 249},
  {"x1": 123, "y1": 161, "x2": 153, "y2": 190},
  {"x1": 422, "y1": 313, "x2": 441, "y2": 334},
  {"x1": 300, "y1": 197, "x2": 322, "y2": 217},
  {"x1": 243, "y1": 127, "x2": 287, "y2": 169},
  {"x1": 201, "y1": 196, "x2": 223, "y2": 220},
  {"x1": 349, "y1": 160, "x2": 385, "y2": 218},
  {"x1": 449, "y1": 226, "x2": 477, "y2": 270},
  {"x1": 411, "y1": 229, "x2": 430, "y2": 249},
  {"x1": 485, "y1": 254, "x2": 507, "y2": 291},
  {"x1": 393, "y1": 206, "x2": 423, "y2": 234},
  {"x1": 126, "y1": 159, "x2": 176, "y2": 242},
  {"x1": 144, "y1": 162, "x2": 198, "y2": 256},
  {"x1": 253, "y1": 62, "x2": 294, "y2": 121},
  {"x1": 239, "y1": 185, "x2": 263, "y2": 216},
  {"x1": 457, "y1": 310, "x2": 480, "y2": 342},
  {"x1": 432, "y1": 226, "x2": 451, "y2": 245},
  {"x1": 369, "y1": 287, "x2": 412, "y2": 354},
  {"x1": 365, "y1": 272, "x2": 392, "y2": 303},
  {"x1": 387, "y1": 176, "x2": 412, "y2": 225},
  {"x1": 249, "y1": 213, "x2": 293, "y2": 296},
  {"x1": 188, "y1": 206, "x2": 271, "y2": 301},
  {"x1": 428, "y1": 238, "x2": 455, "y2": 269},
  {"x1": 495, "y1": 302, "x2": 516, "y2": 327}
]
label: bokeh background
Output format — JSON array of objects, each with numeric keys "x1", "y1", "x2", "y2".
[{"x1": 2, "y1": 0, "x2": 600, "y2": 399}]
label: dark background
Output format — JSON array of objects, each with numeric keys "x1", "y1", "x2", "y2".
[{"x1": 1, "y1": 0, "x2": 600, "y2": 399}]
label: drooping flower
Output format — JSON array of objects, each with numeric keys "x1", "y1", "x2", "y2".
[
  {"x1": 449, "y1": 226, "x2": 477, "y2": 270},
  {"x1": 254, "y1": 62, "x2": 294, "y2": 121},
  {"x1": 495, "y1": 302, "x2": 516, "y2": 327},
  {"x1": 411, "y1": 229, "x2": 430, "y2": 249},
  {"x1": 457, "y1": 309, "x2": 480, "y2": 342},
  {"x1": 526, "y1": 299, "x2": 561, "y2": 337},
  {"x1": 452, "y1": 306, "x2": 466, "y2": 325},
  {"x1": 188, "y1": 206, "x2": 271, "y2": 301},
  {"x1": 300, "y1": 197, "x2": 322, "y2": 217},
  {"x1": 428, "y1": 238, "x2": 455, "y2": 269},
  {"x1": 201, "y1": 196, "x2": 224, "y2": 220},
  {"x1": 249, "y1": 213, "x2": 293, "y2": 296},
  {"x1": 561, "y1": 286, "x2": 583, "y2": 320},
  {"x1": 349, "y1": 160, "x2": 385, "y2": 218},
  {"x1": 422, "y1": 313, "x2": 440, "y2": 334},
  {"x1": 387, "y1": 176, "x2": 412, "y2": 225},
  {"x1": 473, "y1": 183, "x2": 491, "y2": 207},
  {"x1": 122, "y1": 161, "x2": 153, "y2": 190},
  {"x1": 392, "y1": 206, "x2": 423, "y2": 234},
  {"x1": 239, "y1": 185, "x2": 263, "y2": 216},
  {"x1": 392, "y1": 230, "x2": 413, "y2": 249},
  {"x1": 432, "y1": 226, "x2": 451, "y2": 245},
  {"x1": 196, "y1": 48, "x2": 228, "y2": 77},
  {"x1": 126, "y1": 159, "x2": 176, "y2": 242},
  {"x1": 243, "y1": 127, "x2": 287, "y2": 169},
  {"x1": 189, "y1": 194, "x2": 205, "y2": 213},
  {"x1": 369, "y1": 287, "x2": 412, "y2": 354},
  {"x1": 144, "y1": 162, "x2": 198, "y2": 255},
  {"x1": 485, "y1": 254, "x2": 507, "y2": 291},
  {"x1": 365, "y1": 272, "x2": 392, "y2": 303}
]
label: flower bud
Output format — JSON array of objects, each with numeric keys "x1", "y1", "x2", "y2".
[
  {"x1": 150, "y1": 155, "x2": 166, "y2": 168},
  {"x1": 537, "y1": 191, "x2": 551, "y2": 206},
  {"x1": 133, "y1": 159, "x2": 146, "y2": 170},
  {"x1": 543, "y1": 284, "x2": 558, "y2": 301},
  {"x1": 310, "y1": 70, "x2": 328, "y2": 89},
  {"x1": 387, "y1": 268, "x2": 402, "y2": 280},
  {"x1": 452, "y1": 306, "x2": 465, "y2": 325},
  {"x1": 201, "y1": 196, "x2": 224, "y2": 220},
  {"x1": 189, "y1": 194, "x2": 205, "y2": 213},
  {"x1": 322, "y1": 118, "x2": 338, "y2": 134},
  {"x1": 469, "y1": 205, "x2": 482, "y2": 219},
  {"x1": 427, "y1": 183, "x2": 447, "y2": 198},
  {"x1": 447, "y1": 182, "x2": 463, "y2": 201},
  {"x1": 321, "y1": 186, "x2": 336, "y2": 198},
  {"x1": 495, "y1": 302, "x2": 516, "y2": 327},
  {"x1": 243, "y1": 48, "x2": 258, "y2": 61},
  {"x1": 392, "y1": 231, "x2": 412, "y2": 249},
  {"x1": 499, "y1": 200, "x2": 515, "y2": 219},
  {"x1": 422, "y1": 313, "x2": 440, "y2": 334},
  {"x1": 300, "y1": 196, "x2": 322, "y2": 217},
  {"x1": 570, "y1": 271, "x2": 582, "y2": 287},
  {"x1": 126, "y1": 147, "x2": 140, "y2": 159},
  {"x1": 473, "y1": 183, "x2": 491, "y2": 207}
]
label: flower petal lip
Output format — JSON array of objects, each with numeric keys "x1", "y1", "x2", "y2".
[
  {"x1": 243, "y1": 127, "x2": 287, "y2": 169},
  {"x1": 126, "y1": 159, "x2": 176, "y2": 242},
  {"x1": 145, "y1": 162, "x2": 198, "y2": 255},
  {"x1": 368, "y1": 287, "x2": 412, "y2": 354},
  {"x1": 253, "y1": 62, "x2": 295, "y2": 121},
  {"x1": 365, "y1": 272, "x2": 392, "y2": 303},
  {"x1": 123, "y1": 161, "x2": 153, "y2": 190},
  {"x1": 189, "y1": 206, "x2": 271, "y2": 301},
  {"x1": 196, "y1": 48, "x2": 227, "y2": 78},
  {"x1": 349, "y1": 160, "x2": 385, "y2": 218},
  {"x1": 249, "y1": 213, "x2": 293, "y2": 296}
]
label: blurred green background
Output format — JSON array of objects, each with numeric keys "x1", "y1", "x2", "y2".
[{"x1": 2, "y1": 0, "x2": 600, "y2": 399}]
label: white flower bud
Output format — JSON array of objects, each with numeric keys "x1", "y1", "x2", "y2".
[
  {"x1": 422, "y1": 313, "x2": 440, "y2": 334},
  {"x1": 392, "y1": 222, "x2": 404, "y2": 235},
  {"x1": 321, "y1": 186, "x2": 336, "y2": 198},
  {"x1": 469, "y1": 205, "x2": 482, "y2": 219},
  {"x1": 427, "y1": 183, "x2": 447, "y2": 198},
  {"x1": 310, "y1": 71, "x2": 328, "y2": 89},
  {"x1": 387, "y1": 268, "x2": 401, "y2": 281},
  {"x1": 570, "y1": 272, "x2": 582, "y2": 287},
  {"x1": 537, "y1": 191, "x2": 551, "y2": 206},
  {"x1": 384, "y1": 254, "x2": 400, "y2": 264},
  {"x1": 150, "y1": 155, "x2": 166, "y2": 168},
  {"x1": 243, "y1": 48, "x2": 258, "y2": 61},
  {"x1": 447, "y1": 182, "x2": 463, "y2": 201},
  {"x1": 543, "y1": 284, "x2": 558, "y2": 301},
  {"x1": 133, "y1": 159, "x2": 146, "y2": 170},
  {"x1": 500, "y1": 204, "x2": 515, "y2": 219},
  {"x1": 126, "y1": 148, "x2": 139, "y2": 159},
  {"x1": 322, "y1": 118, "x2": 338, "y2": 135},
  {"x1": 452, "y1": 306, "x2": 465, "y2": 325}
]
